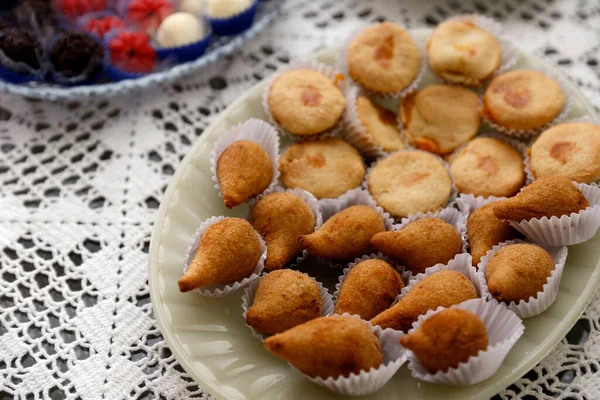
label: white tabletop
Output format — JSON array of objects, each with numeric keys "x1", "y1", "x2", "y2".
[{"x1": 1, "y1": 1, "x2": 599, "y2": 399}]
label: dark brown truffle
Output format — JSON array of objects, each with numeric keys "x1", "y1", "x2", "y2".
[
  {"x1": 0, "y1": 27, "x2": 40, "y2": 69},
  {"x1": 50, "y1": 33, "x2": 103, "y2": 78}
]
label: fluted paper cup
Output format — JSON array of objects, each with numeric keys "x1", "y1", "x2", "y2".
[
  {"x1": 241, "y1": 272, "x2": 334, "y2": 342},
  {"x1": 182, "y1": 216, "x2": 266, "y2": 297},
  {"x1": 477, "y1": 239, "x2": 568, "y2": 318},
  {"x1": 209, "y1": 118, "x2": 280, "y2": 207},
  {"x1": 404, "y1": 298, "x2": 524, "y2": 385}
]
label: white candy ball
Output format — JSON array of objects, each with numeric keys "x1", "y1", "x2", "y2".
[
  {"x1": 157, "y1": 12, "x2": 205, "y2": 48},
  {"x1": 180, "y1": 0, "x2": 204, "y2": 16},
  {"x1": 207, "y1": 0, "x2": 252, "y2": 18}
]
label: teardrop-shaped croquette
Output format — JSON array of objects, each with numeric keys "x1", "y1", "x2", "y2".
[
  {"x1": 370, "y1": 270, "x2": 478, "y2": 332},
  {"x1": 371, "y1": 218, "x2": 462, "y2": 274},
  {"x1": 299, "y1": 205, "x2": 385, "y2": 261},
  {"x1": 264, "y1": 315, "x2": 382, "y2": 379},
  {"x1": 246, "y1": 270, "x2": 322, "y2": 335},
  {"x1": 400, "y1": 308, "x2": 488, "y2": 373},
  {"x1": 335, "y1": 259, "x2": 404, "y2": 320}
]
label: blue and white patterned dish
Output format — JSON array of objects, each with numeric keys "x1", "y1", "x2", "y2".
[{"x1": 0, "y1": 1, "x2": 281, "y2": 101}]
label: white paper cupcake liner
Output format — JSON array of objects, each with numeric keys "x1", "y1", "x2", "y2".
[
  {"x1": 404, "y1": 298, "x2": 524, "y2": 385},
  {"x1": 362, "y1": 149, "x2": 458, "y2": 220},
  {"x1": 392, "y1": 253, "x2": 486, "y2": 307},
  {"x1": 300, "y1": 314, "x2": 407, "y2": 396},
  {"x1": 241, "y1": 272, "x2": 335, "y2": 342},
  {"x1": 341, "y1": 83, "x2": 412, "y2": 160},
  {"x1": 247, "y1": 185, "x2": 323, "y2": 270},
  {"x1": 477, "y1": 239, "x2": 568, "y2": 318},
  {"x1": 481, "y1": 67, "x2": 573, "y2": 140},
  {"x1": 316, "y1": 188, "x2": 396, "y2": 268},
  {"x1": 507, "y1": 182, "x2": 600, "y2": 246},
  {"x1": 262, "y1": 59, "x2": 345, "y2": 141},
  {"x1": 333, "y1": 253, "x2": 413, "y2": 303},
  {"x1": 182, "y1": 216, "x2": 266, "y2": 297},
  {"x1": 209, "y1": 118, "x2": 280, "y2": 207},
  {"x1": 336, "y1": 24, "x2": 425, "y2": 100},
  {"x1": 431, "y1": 14, "x2": 519, "y2": 86},
  {"x1": 524, "y1": 117, "x2": 600, "y2": 184}
]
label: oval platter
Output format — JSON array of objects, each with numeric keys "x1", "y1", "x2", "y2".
[{"x1": 148, "y1": 28, "x2": 600, "y2": 400}]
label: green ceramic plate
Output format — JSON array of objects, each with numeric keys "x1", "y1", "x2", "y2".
[{"x1": 148, "y1": 29, "x2": 600, "y2": 400}]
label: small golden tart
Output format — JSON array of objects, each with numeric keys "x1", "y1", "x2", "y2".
[
  {"x1": 427, "y1": 20, "x2": 502, "y2": 86},
  {"x1": 401, "y1": 84, "x2": 480, "y2": 155},
  {"x1": 268, "y1": 69, "x2": 345, "y2": 136},
  {"x1": 347, "y1": 22, "x2": 421, "y2": 94},
  {"x1": 356, "y1": 96, "x2": 405, "y2": 152},
  {"x1": 451, "y1": 137, "x2": 525, "y2": 197},
  {"x1": 279, "y1": 138, "x2": 365, "y2": 199},
  {"x1": 529, "y1": 122, "x2": 600, "y2": 183},
  {"x1": 368, "y1": 151, "x2": 452, "y2": 218},
  {"x1": 482, "y1": 70, "x2": 565, "y2": 131}
]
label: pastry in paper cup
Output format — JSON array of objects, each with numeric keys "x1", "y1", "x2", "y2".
[
  {"x1": 313, "y1": 188, "x2": 395, "y2": 268},
  {"x1": 505, "y1": 182, "x2": 600, "y2": 246},
  {"x1": 336, "y1": 22, "x2": 424, "y2": 99},
  {"x1": 340, "y1": 84, "x2": 410, "y2": 160},
  {"x1": 262, "y1": 59, "x2": 345, "y2": 140},
  {"x1": 248, "y1": 186, "x2": 323, "y2": 270},
  {"x1": 241, "y1": 271, "x2": 334, "y2": 342},
  {"x1": 524, "y1": 120, "x2": 600, "y2": 185},
  {"x1": 209, "y1": 118, "x2": 280, "y2": 208},
  {"x1": 363, "y1": 149, "x2": 458, "y2": 219},
  {"x1": 181, "y1": 216, "x2": 266, "y2": 297},
  {"x1": 448, "y1": 132, "x2": 528, "y2": 197},
  {"x1": 265, "y1": 314, "x2": 407, "y2": 396},
  {"x1": 477, "y1": 239, "x2": 568, "y2": 318},
  {"x1": 480, "y1": 68, "x2": 572, "y2": 139},
  {"x1": 427, "y1": 14, "x2": 519, "y2": 86},
  {"x1": 403, "y1": 298, "x2": 524, "y2": 385},
  {"x1": 333, "y1": 253, "x2": 411, "y2": 320}
]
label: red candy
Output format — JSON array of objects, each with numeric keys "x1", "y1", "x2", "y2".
[
  {"x1": 109, "y1": 31, "x2": 156, "y2": 74},
  {"x1": 126, "y1": 0, "x2": 174, "y2": 35},
  {"x1": 57, "y1": 0, "x2": 107, "y2": 20},
  {"x1": 84, "y1": 16, "x2": 126, "y2": 39}
]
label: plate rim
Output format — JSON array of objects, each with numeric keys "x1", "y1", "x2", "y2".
[{"x1": 148, "y1": 29, "x2": 600, "y2": 400}]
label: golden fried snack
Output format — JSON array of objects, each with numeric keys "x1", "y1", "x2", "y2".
[
  {"x1": 279, "y1": 138, "x2": 366, "y2": 199},
  {"x1": 400, "y1": 308, "x2": 488, "y2": 373},
  {"x1": 467, "y1": 202, "x2": 521, "y2": 267},
  {"x1": 335, "y1": 259, "x2": 405, "y2": 320},
  {"x1": 250, "y1": 192, "x2": 316, "y2": 271},
  {"x1": 178, "y1": 218, "x2": 261, "y2": 292},
  {"x1": 264, "y1": 315, "x2": 382, "y2": 379},
  {"x1": 530, "y1": 122, "x2": 600, "y2": 183},
  {"x1": 370, "y1": 218, "x2": 462, "y2": 274},
  {"x1": 217, "y1": 140, "x2": 273, "y2": 208},
  {"x1": 356, "y1": 96, "x2": 406, "y2": 152},
  {"x1": 370, "y1": 270, "x2": 478, "y2": 332},
  {"x1": 493, "y1": 175, "x2": 590, "y2": 221},
  {"x1": 427, "y1": 20, "x2": 501, "y2": 86},
  {"x1": 347, "y1": 22, "x2": 421, "y2": 94},
  {"x1": 401, "y1": 84, "x2": 480, "y2": 155},
  {"x1": 486, "y1": 244, "x2": 554, "y2": 303},
  {"x1": 299, "y1": 205, "x2": 385, "y2": 261},
  {"x1": 246, "y1": 270, "x2": 322, "y2": 335},
  {"x1": 482, "y1": 70, "x2": 565, "y2": 131},
  {"x1": 268, "y1": 70, "x2": 346, "y2": 136}
]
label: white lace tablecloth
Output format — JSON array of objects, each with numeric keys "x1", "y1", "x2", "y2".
[{"x1": 1, "y1": 1, "x2": 600, "y2": 399}]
